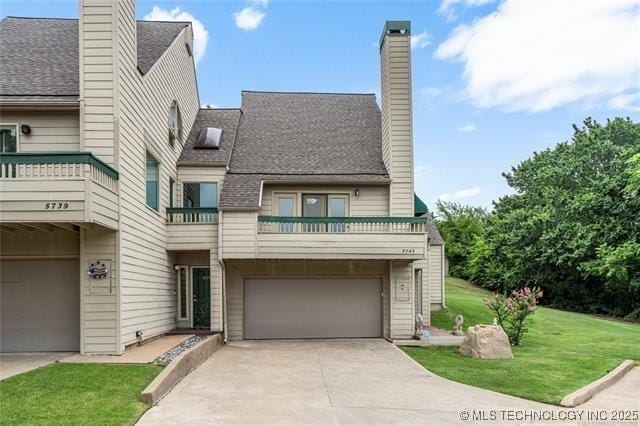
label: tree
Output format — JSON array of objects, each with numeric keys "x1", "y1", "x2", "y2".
[
  {"x1": 479, "y1": 118, "x2": 640, "y2": 317},
  {"x1": 435, "y1": 201, "x2": 489, "y2": 279}
]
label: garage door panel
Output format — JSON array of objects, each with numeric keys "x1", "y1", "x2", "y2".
[
  {"x1": 1, "y1": 260, "x2": 80, "y2": 352},
  {"x1": 244, "y1": 278, "x2": 382, "y2": 339}
]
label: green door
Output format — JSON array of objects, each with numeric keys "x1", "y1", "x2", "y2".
[{"x1": 192, "y1": 268, "x2": 210, "y2": 328}]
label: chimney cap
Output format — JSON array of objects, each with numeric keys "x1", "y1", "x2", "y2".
[{"x1": 379, "y1": 20, "x2": 411, "y2": 49}]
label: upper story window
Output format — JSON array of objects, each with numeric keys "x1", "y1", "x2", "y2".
[
  {"x1": 146, "y1": 152, "x2": 159, "y2": 211},
  {"x1": 0, "y1": 125, "x2": 18, "y2": 152},
  {"x1": 183, "y1": 182, "x2": 217, "y2": 208},
  {"x1": 168, "y1": 101, "x2": 182, "y2": 147}
]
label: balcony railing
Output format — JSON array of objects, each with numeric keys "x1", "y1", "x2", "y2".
[
  {"x1": 257, "y1": 216, "x2": 427, "y2": 234},
  {"x1": 0, "y1": 152, "x2": 119, "y2": 191},
  {"x1": 167, "y1": 207, "x2": 219, "y2": 224}
]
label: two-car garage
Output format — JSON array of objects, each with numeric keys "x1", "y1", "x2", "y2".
[
  {"x1": 243, "y1": 277, "x2": 383, "y2": 339},
  {"x1": 0, "y1": 259, "x2": 80, "y2": 352}
]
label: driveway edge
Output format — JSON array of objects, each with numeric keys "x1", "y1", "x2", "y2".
[
  {"x1": 560, "y1": 360, "x2": 637, "y2": 407},
  {"x1": 140, "y1": 334, "x2": 223, "y2": 405}
]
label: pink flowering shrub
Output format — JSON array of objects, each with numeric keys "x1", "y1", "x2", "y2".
[{"x1": 483, "y1": 287, "x2": 543, "y2": 346}]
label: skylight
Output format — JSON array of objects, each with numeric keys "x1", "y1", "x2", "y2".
[{"x1": 195, "y1": 127, "x2": 222, "y2": 150}]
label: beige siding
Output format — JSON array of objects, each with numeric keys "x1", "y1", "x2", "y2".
[
  {"x1": 167, "y1": 224, "x2": 217, "y2": 251},
  {"x1": 428, "y1": 244, "x2": 445, "y2": 308},
  {"x1": 256, "y1": 233, "x2": 426, "y2": 260},
  {"x1": 260, "y1": 184, "x2": 389, "y2": 216},
  {"x1": 80, "y1": 0, "x2": 118, "y2": 166},
  {"x1": 225, "y1": 260, "x2": 388, "y2": 341},
  {"x1": 0, "y1": 228, "x2": 79, "y2": 258},
  {"x1": 80, "y1": 227, "x2": 119, "y2": 354},
  {"x1": 412, "y1": 257, "x2": 431, "y2": 326},
  {"x1": 221, "y1": 211, "x2": 257, "y2": 259},
  {"x1": 209, "y1": 251, "x2": 223, "y2": 332},
  {"x1": 0, "y1": 111, "x2": 80, "y2": 152},
  {"x1": 390, "y1": 260, "x2": 414, "y2": 339},
  {"x1": 380, "y1": 34, "x2": 414, "y2": 217}
]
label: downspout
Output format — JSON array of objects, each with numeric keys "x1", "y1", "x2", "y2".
[{"x1": 218, "y1": 209, "x2": 228, "y2": 343}]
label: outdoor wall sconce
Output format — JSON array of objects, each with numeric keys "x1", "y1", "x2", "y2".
[
  {"x1": 21, "y1": 124, "x2": 31, "y2": 135},
  {"x1": 355, "y1": 189, "x2": 360, "y2": 196}
]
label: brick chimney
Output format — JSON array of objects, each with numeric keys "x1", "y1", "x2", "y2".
[{"x1": 380, "y1": 20, "x2": 414, "y2": 217}]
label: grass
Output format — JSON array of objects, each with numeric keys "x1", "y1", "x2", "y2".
[
  {"x1": 403, "y1": 277, "x2": 640, "y2": 404},
  {"x1": 0, "y1": 363, "x2": 162, "y2": 425}
]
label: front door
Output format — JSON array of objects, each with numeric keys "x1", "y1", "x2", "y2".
[{"x1": 192, "y1": 268, "x2": 210, "y2": 328}]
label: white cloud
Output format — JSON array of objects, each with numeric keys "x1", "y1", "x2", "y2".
[
  {"x1": 434, "y1": 0, "x2": 640, "y2": 113},
  {"x1": 608, "y1": 92, "x2": 640, "y2": 112},
  {"x1": 437, "y1": 186, "x2": 481, "y2": 201},
  {"x1": 420, "y1": 87, "x2": 443, "y2": 99},
  {"x1": 411, "y1": 31, "x2": 431, "y2": 49},
  {"x1": 233, "y1": 6, "x2": 266, "y2": 31},
  {"x1": 201, "y1": 102, "x2": 220, "y2": 109},
  {"x1": 438, "y1": 0, "x2": 494, "y2": 21},
  {"x1": 143, "y1": 6, "x2": 208, "y2": 64},
  {"x1": 459, "y1": 124, "x2": 476, "y2": 133}
]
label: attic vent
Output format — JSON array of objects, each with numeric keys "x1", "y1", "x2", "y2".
[{"x1": 195, "y1": 127, "x2": 222, "y2": 150}]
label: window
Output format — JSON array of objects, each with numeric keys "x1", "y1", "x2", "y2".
[
  {"x1": 275, "y1": 194, "x2": 296, "y2": 232},
  {"x1": 0, "y1": 125, "x2": 18, "y2": 153},
  {"x1": 183, "y1": 183, "x2": 217, "y2": 208},
  {"x1": 328, "y1": 195, "x2": 348, "y2": 232},
  {"x1": 178, "y1": 266, "x2": 189, "y2": 320},
  {"x1": 145, "y1": 152, "x2": 159, "y2": 210},
  {"x1": 169, "y1": 178, "x2": 175, "y2": 208},
  {"x1": 414, "y1": 269, "x2": 423, "y2": 316},
  {"x1": 168, "y1": 101, "x2": 182, "y2": 146},
  {"x1": 301, "y1": 194, "x2": 349, "y2": 232}
]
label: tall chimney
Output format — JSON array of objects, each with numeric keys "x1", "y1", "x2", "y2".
[{"x1": 380, "y1": 20, "x2": 414, "y2": 217}]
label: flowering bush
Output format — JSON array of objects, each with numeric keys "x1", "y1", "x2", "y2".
[{"x1": 483, "y1": 287, "x2": 543, "y2": 346}]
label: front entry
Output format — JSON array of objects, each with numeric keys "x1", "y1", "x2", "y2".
[{"x1": 192, "y1": 268, "x2": 210, "y2": 328}]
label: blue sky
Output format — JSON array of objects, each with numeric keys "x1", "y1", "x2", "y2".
[{"x1": 3, "y1": 0, "x2": 639, "y2": 209}]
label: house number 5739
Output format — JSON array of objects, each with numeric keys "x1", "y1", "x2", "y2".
[{"x1": 44, "y1": 202, "x2": 69, "y2": 209}]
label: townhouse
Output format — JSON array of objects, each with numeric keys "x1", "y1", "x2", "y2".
[{"x1": 0, "y1": 1, "x2": 444, "y2": 354}]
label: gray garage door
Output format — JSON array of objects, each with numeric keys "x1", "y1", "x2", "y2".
[
  {"x1": 244, "y1": 278, "x2": 382, "y2": 339},
  {"x1": 1, "y1": 259, "x2": 80, "y2": 352}
]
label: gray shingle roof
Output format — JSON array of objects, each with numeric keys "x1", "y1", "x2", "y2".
[
  {"x1": 0, "y1": 17, "x2": 188, "y2": 99},
  {"x1": 218, "y1": 91, "x2": 390, "y2": 210},
  {"x1": 426, "y1": 214, "x2": 444, "y2": 245},
  {"x1": 178, "y1": 109, "x2": 241, "y2": 166},
  {"x1": 229, "y1": 91, "x2": 389, "y2": 175}
]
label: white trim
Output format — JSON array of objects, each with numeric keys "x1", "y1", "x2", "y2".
[{"x1": 177, "y1": 266, "x2": 190, "y2": 321}]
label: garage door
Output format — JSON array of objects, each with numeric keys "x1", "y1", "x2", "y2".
[
  {"x1": 1, "y1": 259, "x2": 80, "y2": 352},
  {"x1": 244, "y1": 278, "x2": 382, "y2": 339}
]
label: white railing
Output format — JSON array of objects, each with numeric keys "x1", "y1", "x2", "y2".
[{"x1": 257, "y1": 216, "x2": 427, "y2": 234}]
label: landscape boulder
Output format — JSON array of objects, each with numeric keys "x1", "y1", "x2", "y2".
[{"x1": 459, "y1": 324, "x2": 513, "y2": 359}]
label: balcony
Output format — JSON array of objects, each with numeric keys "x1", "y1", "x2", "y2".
[
  {"x1": 0, "y1": 153, "x2": 119, "y2": 230},
  {"x1": 166, "y1": 207, "x2": 218, "y2": 251},
  {"x1": 255, "y1": 216, "x2": 428, "y2": 260}
]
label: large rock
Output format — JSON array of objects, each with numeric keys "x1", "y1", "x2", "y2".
[{"x1": 459, "y1": 325, "x2": 513, "y2": 359}]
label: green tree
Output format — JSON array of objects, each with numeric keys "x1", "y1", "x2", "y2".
[
  {"x1": 481, "y1": 118, "x2": 640, "y2": 317},
  {"x1": 435, "y1": 201, "x2": 489, "y2": 279}
]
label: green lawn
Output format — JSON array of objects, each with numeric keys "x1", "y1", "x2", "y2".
[
  {"x1": 403, "y1": 277, "x2": 640, "y2": 404},
  {"x1": 0, "y1": 363, "x2": 162, "y2": 425}
]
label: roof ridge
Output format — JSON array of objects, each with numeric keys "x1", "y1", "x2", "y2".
[
  {"x1": 4, "y1": 16, "x2": 77, "y2": 21},
  {"x1": 241, "y1": 90, "x2": 376, "y2": 96}
]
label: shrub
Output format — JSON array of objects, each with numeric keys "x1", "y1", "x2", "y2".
[{"x1": 483, "y1": 287, "x2": 543, "y2": 345}]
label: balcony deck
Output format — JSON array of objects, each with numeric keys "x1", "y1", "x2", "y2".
[
  {"x1": 0, "y1": 153, "x2": 119, "y2": 230},
  {"x1": 254, "y1": 216, "x2": 428, "y2": 260},
  {"x1": 166, "y1": 207, "x2": 218, "y2": 251}
]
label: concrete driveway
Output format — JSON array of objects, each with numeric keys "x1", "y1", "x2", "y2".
[
  {"x1": 0, "y1": 353, "x2": 73, "y2": 380},
  {"x1": 139, "y1": 339, "x2": 552, "y2": 425}
]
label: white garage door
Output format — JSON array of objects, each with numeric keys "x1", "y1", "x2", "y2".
[
  {"x1": 1, "y1": 259, "x2": 80, "y2": 352},
  {"x1": 244, "y1": 278, "x2": 382, "y2": 339}
]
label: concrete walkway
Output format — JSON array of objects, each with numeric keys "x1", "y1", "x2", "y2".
[
  {"x1": 581, "y1": 366, "x2": 640, "y2": 410},
  {"x1": 61, "y1": 334, "x2": 192, "y2": 364},
  {"x1": 0, "y1": 353, "x2": 72, "y2": 380},
  {"x1": 138, "y1": 339, "x2": 553, "y2": 425}
]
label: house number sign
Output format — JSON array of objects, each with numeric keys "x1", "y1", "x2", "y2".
[
  {"x1": 44, "y1": 202, "x2": 69, "y2": 209},
  {"x1": 401, "y1": 248, "x2": 415, "y2": 254}
]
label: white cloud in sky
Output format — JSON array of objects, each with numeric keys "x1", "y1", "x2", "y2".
[
  {"x1": 437, "y1": 186, "x2": 481, "y2": 201},
  {"x1": 608, "y1": 92, "x2": 640, "y2": 112},
  {"x1": 438, "y1": 0, "x2": 494, "y2": 21},
  {"x1": 420, "y1": 87, "x2": 443, "y2": 99},
  {"x1": 144, "y1": 6, "x2": 208, "y2": 64},
  {"x1": 434, "y1": 0, "x2": 640, "y2": 113},
  {"x1": 201, "y1": 102, "x2": 220, "y2": 109},
  {"x1": 411, "y1": 31, "x2": 431, "y2": 49},
  {"x1": 459, "y1": 124, "x2": 476, "y2": 133},
  {"x1": 233, "y1": 6, "x2": 266, "y2": 31}
]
